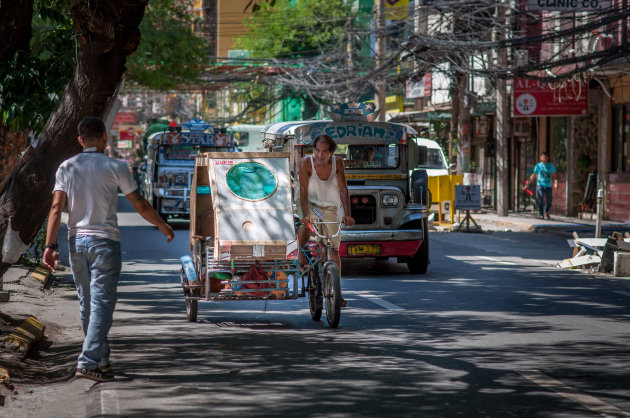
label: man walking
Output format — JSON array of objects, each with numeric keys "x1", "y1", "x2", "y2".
[
  {"x1": 43, "y1": 117, "x2": 174, "y2": 382},
  {"x1": 297, "y1": 134, "x2": 354, "y2": 307},
  {"x1": 524, "y1": 151, "x2": 557, "y2": 219}
]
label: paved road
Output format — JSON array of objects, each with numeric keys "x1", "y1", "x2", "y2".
[{"x1": 6, "y1": 197, "x2": 630, "y2": 417}]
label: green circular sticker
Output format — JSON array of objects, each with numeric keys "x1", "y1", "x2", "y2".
[{"x1": 226, "y1": 162, "x2": 278, "y2": 201}]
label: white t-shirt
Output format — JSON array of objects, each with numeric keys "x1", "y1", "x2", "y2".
[{"x1": 53, "y1": 149, "x2": 137, "y2": 241}]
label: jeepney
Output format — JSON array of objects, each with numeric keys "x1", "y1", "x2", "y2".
[
  {"x1": 142, "y1": 119, "x2": 237, "y2": 221},
  {"x1": 261, "y1": 101, "x2": 431, "y2": 274}
]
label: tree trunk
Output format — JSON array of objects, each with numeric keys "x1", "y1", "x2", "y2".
[
  {"x1": 0, "y1": 0, "x2": 33, "y2": 200},
  {"x1": 0, "y1": 0, "x2": 148, "y2": 277}
]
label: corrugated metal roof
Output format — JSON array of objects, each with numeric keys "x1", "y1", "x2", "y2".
[{"x1": 261, "y1": 120, "x2": 417, "y2": 138}]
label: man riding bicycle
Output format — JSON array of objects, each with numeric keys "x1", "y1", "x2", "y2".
[{"x1": 297, "y1": 134, "x2": 355, "y2": 307}]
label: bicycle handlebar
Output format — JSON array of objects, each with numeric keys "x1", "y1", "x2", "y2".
[{"x1": 308, "y1": 220, "x2": 343, "y2": 240}]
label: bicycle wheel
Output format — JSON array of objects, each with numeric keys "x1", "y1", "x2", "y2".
[
  {"x1": 323, "y1": 262, "x2": 341, "y2": 328},
  {"x1": 307, "y1": 264, "x2": 323, "y2": 321},
  {"x1": 186, "y1": 298, "x2": 198, "y2": 322}
]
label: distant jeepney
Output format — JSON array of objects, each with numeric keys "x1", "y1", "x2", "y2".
[
  {"x1": 142, "y1": 119, "x2": 237, "y2": 221},
  {"x1": 261, "y1": 101, "x2": 431, "y2": 274}
]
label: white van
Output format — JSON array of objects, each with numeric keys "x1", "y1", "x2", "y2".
[
  {"x1": 412, "y1": 138, "x2": 450, "y2": 222},
  {"x1": 226, "y1": 124, "x2": 266, "y2": 153},
  {"x1": 413, "y1": 137, "x2": 449, "y2": 176}
]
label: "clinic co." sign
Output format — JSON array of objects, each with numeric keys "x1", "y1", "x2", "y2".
[{"x1": 526, "y1": 0, "x2": 611, "y2": 11}]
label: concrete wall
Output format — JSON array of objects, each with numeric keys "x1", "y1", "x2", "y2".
[{"x1": 217, "y1": 0, "x2": 252, "y2": 58}]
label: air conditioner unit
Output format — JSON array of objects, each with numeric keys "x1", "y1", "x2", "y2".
[
  {"x1": 475, "y1": 118, "x2": 489, "y2": 136},
  {"x1": 513, "y1": 119, "x2": 531, "y2": 136},
  {"x1": 515, "y1": 50, "x2": 529, "y2": 67}
]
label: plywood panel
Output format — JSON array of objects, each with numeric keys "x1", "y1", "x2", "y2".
[{"x1": 205, "y1": 152, "x2": 296, "y2": 260}]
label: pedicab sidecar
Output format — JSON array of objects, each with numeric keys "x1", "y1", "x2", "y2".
[{"x1": 179, "y1": 151, "x2": 301, "y2": 322}]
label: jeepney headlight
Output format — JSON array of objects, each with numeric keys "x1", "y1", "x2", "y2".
[{"x1": 381, "y1": 194, "x2": 399, "y2": 207}]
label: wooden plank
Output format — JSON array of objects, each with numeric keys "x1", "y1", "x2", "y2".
[
  {"x1": 568, "y1": 238, "x2": 630, "y2": 248},
  {"x1": 200, "y1": 152, "x2": 290, "y2": 159},
  {"x1": 6, "y1": 316, "x2": 46, "y2": 360},
  {"x1": 557, "y1": 254, "x2": 601, "y2": 269}
]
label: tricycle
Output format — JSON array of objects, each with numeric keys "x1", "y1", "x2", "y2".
[{"x1": 179, "y1": 151, "x2": 342, "y2": 328}]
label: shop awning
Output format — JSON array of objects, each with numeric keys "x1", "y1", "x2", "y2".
[{"x1": 387, "y1": 110, "x2": 451, "y2": 123}]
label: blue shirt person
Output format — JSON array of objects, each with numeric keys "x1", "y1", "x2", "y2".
[{"x1": 524, "y1": 152, "x2": 557, "y2": 219}]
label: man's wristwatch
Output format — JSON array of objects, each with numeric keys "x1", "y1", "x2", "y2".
[{"x1": 45, "y1": 243, "x2": 59, "y2": 251}]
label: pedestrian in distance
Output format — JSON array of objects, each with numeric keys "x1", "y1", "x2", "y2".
[
  {"x1": 43, "y1": 117, "x2": 174, "y2": 382},
  {"x1": 297, "y1": 134, "x2": 354, "y2": 307},
  {"x1": 524, "y1": 151, "x2": 557, "y2": 219}
]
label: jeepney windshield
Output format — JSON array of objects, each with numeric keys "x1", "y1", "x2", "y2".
[{"x1": 336, "y1": 144, "x2": 400, "y2": 169}]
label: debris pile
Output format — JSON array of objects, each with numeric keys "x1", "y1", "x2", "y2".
[{"x1": 558, "y1": 232, "x2": 630, "y2": 276}]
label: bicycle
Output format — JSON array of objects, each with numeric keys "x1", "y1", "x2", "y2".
[{"x1": 300, "y1": 208, "x2": 343, "y2": 328}]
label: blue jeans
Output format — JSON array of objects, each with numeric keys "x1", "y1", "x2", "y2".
[
  {"x1": 69, "y1": 235, "x2": 121, "y2": 370},
  {"x1": 537, "y1": 185, "x2": 553, "y2": 216}
]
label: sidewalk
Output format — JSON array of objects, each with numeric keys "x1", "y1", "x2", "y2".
[{"x1": 438, "y1": 210, "x2": 630, "y2": 236}]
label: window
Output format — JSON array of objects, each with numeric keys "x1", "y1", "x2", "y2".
[{"x1": 303, "y1": 144, "x2": 400, "y2": 169}]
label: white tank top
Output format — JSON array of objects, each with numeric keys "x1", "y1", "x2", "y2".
[{"x1": 308, "y1": 155, "x2": 341, "y2": 208}]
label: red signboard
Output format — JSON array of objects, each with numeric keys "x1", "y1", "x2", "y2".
[
  {"x1": 118, "y1": 124, "x2": 140, "y2": 141},
  {"x1": 112, "y1": 112, "x2": 136, "y2": 129},
  {"x1": 513, "y1": 78, "x2": 588, "y2": 117}
]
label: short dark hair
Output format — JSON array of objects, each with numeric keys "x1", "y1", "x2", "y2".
[
  {"x1": 540, "y1": 151, "x2": 549, "y2": 158},
  {"x1": 78, "y1": 117, "x2": 106, "y2": 141},
  {"x1": 313, "y1": 134, "x2": 337, "y2": 153}
]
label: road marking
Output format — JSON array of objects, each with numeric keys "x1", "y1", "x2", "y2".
[
  {"x1": 100, "y1": 388, "x2": 120, "y2": 415},
  {"x1": 478, "y1": 256, "x2": 516, "y2": 265},
  {"x1": 521, "y1": 370, "x2": 630, "y2": 417},
  {"x1": 352, "y1": 291, "x2": 404, "y2": 310}
]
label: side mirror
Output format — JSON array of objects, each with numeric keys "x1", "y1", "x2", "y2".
[{"x1": 449, "y1": 163, "x2": 457, "y2": 174}]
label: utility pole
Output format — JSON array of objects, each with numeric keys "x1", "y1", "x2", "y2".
[
  {"x1": 495, "y1": 1, "x2": 509, "y2": 216},
  {"x1": 413, "y1": 1, "x2": 428, "y2": 111},
  {"x1": 452, "y1": 8, "x2": 471, "y2": 174},
  {"x1": 346, "y1": 16, "x2": 354, "y2": 102},
  {"x1": 346, "y1": 16, "x2": 353, "y2": 72},
  {"x1": 375, "y1": 0, "x2": 386, "y2": 121}
]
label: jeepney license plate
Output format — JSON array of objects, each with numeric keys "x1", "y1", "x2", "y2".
[{"x1": 348, "y1": 244, "x2": 381, "y2": 256}]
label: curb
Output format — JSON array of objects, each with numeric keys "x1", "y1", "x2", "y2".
[
  {"x1": 29, "y1": 264, "x2": 51, "y2": 287},
  {"x1": 0, "y1": 366, "x2": 14, "y2": 406},
  {"x1": 6, "y1": 316, "x2": 46, "y2": 360}
]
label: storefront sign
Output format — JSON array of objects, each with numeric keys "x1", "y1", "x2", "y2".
[
  {"x1": 118, "y1": 124, "x2": 141, "y2": 141},
  {"x1": 112, "y1": 112, "x2": 136, "y2": 130},
  {"x1": 385, "y1": 0, "x2": 409, "y2": 20},
  {"x1": 406, "y1": 73, "x2": 432, "y2": 99},
  {"x1": 513, "y1": 78, "x2": 588, "y2": 117},
  {"x1": 526, "y1": 0, "x2": 610, "y2": 11}
]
